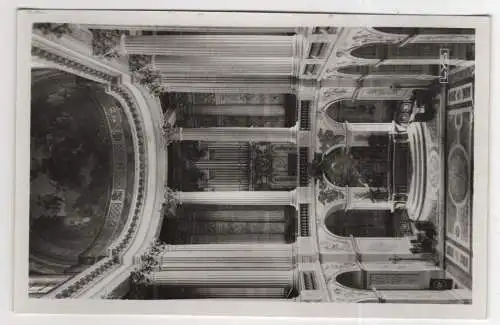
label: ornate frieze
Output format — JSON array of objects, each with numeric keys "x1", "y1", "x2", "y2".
[
  {"x1": 130, "y1": 240, "x2": 167, "y2": 285},
  {"x1": 128, "y1": 54, "x2": 153, "y2": 73},
  {"x1": 133, "y1": 66, "x2": 164, "y2": 96},
  {"x1": 321, "y1": 87, "x2": 352, "y2": 102},
  {"x1": 160, "y1": 121, "x2": 179, "y2": 148},
  {"x1": 329, "y1": 283, "x2": 376, "y2": 303},
  {"x1": 319, "y1": 237, "x2": 352, "y2": 253},
  {"x1": 33, "y1": 23, "x2": 73, "y2": 37},
  {"x1": 31, "y1": 46, "x2": 118, "y2": 84},
  {"x1": 55, "y1": 258, "x2": 120, "y2": 298},
  {"x1": 89, "y1": 29, "x2": 124, "y2": 59},
  {"x1": 163, "y1": 186, "x2": 180, "y2": 208},
  {"x1": 346, "y1": 27, "x2": 407, "y2": 52}
]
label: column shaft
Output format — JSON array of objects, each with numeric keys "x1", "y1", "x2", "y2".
[
  {"x1": 194, "y1": 209, "x2": 285, "y2": 222},
  {"x1": 155, "y1": 56, "x2": 293, "y2": 76},
  {"x1": 192, "y1": 104, "x2": 285, "y2": 117},
  {"x1": 193, "y1": 233, "x2": 286, "y2": 244},
  {"x1": 123, "y1": 35, "x2": 294, "y2": 57},
  {"x1": 179, "y1": 126, "x2": 297, "y2": 143},
  {"x1": 148, "y1": 269, "x2": 295, "y2": 287},
  {"x1": 194, "y1": 287, "x2": 288, "y2": 298},
  {"x1": 178, "y1": 190, "x2": 296, "y2": 206},
  {"x1": 161, "y1": 77, "x2": 295, "y2": 94}
]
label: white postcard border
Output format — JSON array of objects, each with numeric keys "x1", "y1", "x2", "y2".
[{"x1": 13, "y1": 9, "x2": 491, "y2": 319}]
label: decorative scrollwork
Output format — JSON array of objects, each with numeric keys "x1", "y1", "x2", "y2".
[
  {"x1": 317, "y1": 179, "x2": 343, "y2": 205},
  {"x1": 33, "y1": 23, "x2": 72, "y2": 37},
  {"x1": 90, "y1": 29, "x2": 124, "y2": 59},
  {"x1": 322, "y1": 88, "x2": 350, "y2": 101},
  {"x1": 160, "y1": 121, "x2": 179, "y2": 148},
  {"x1": 128, "y1": 55, "x2": 153, "y2": 73},
  {"x1": 317, "y1": 128, "x2": 345, "y2": 152},
  {"x1": 130, "y1": 240, "x2": 167, "y2": 286},
  {"x1": 163, "y1": 186, "x2": 180, "y2": 208},
  {"x1": 133, "y1": 66, "x2": 164, "y2": 96}
]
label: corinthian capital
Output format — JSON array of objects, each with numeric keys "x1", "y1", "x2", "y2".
[
  {"x1": 163, "y1": 186, "x2": 180, "y2": 208},
  {"x1": 160, "y1": 121, "x2": 180, "y2": 148}
]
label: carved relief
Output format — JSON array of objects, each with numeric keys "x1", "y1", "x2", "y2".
[
  {"x1": 163, "y1": 186, "x2": 180, "y2": 208},
  {"x1": 322, "y1": 88, "x2": 351, "y2": 101},
  {"x1": 317, "y1": 179, "x2": 344, "y2": 205},
  {"x1": 322, "y1": 262, "x2": 359, "y2": 279},
  {"x1": 347, "y1": 28, "x2": 407, "y2": 52},
  {"x1": 329, "y1": 284, "x2": 375, "y2": 303},
  {"x1": 317, "y1": 129, "x2": 345, "y2": 152},
  {"x1": 160, "y1": 121, "x2": 179, "y2": 148},
  {"x1": 319, "y1": 238, "x2": 351, "y2": 252},
  {"x1": 33, "y1": 23, "x2": 73, "y2": 37},
  {"x1": 89, "y1": 29, "x2": 124, "y2": 59}
]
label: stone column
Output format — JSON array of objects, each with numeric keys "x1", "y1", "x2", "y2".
[
  {"x1": 193, "y1": 160, "x2": 246, "y2": 170},
  {"x1": 122, "y1": 35, "x2": 295, "y2": 57},
  {"x1": 191, "y1": 104, "x2": 285, "y2": 117},
  {"x1": 158, "y1": 243, "x2": 294, "y2": 269},
  {"x1": 148, "y1": 269, "x2": 296, "y2": 287},
  {"x1": 177, "y1": 190, "x2": 297, "y2": 206},
  {"x1": 194, "y1": 287, "x2": 289, "y2": 299},
  {"x1": 159, "y1": 76, "x2": 296, "y2": 94},
  {"x1": 193, "y1": 233, "x2": 286, "y2": 244},
  {"x1": 154, "y1": 56, "x2": 293, "y2": 76},
  {"x1": 193, "y1": 209, "x2": 285, "y2": 222},
  {"x1": 178, "y1": 125, "x2": 298, "y2": 143}
]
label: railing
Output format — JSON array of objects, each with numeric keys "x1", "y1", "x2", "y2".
[
  {"x1": 299, "y1": 100, "x2": 311, "y2": 131},
  {"x1": 299, "y1": 147, "x2": 309, "y2": 187},
  {"x1": 299, "y1": 203, "x2": 310, "y2": 237},
  {"x1": 301, "y1": 271, "x2": 318, "y2": 291}
]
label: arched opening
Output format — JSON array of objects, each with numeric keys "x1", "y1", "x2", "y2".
[
  {"x1": 165, "y1": 92, "x2": 297, "y2": 128},
  {"x1": 338, "y1": 64, "x2": 451, "y2": 76},
  {"x1": 351, "y1": 43, "x2": 475, "y2": 61},
  {"x1": 336, "y1": 270, "x2": 364, "y2": 290},
  {"x1": 325, "y1": 210, "x2": 398, "y2": 237},
  {"x1": 325, "y1": 99, "x2": 399, "y2": 123}
]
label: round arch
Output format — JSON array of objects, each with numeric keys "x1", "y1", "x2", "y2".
[
  {"x1": 338, "y1": 64, "x2": 452, "y2": 76},
  {"x1": 350, "y1": 43, "x2": 475, "y2": 61},
  {"x1": 324, "y1": 209, "x2": 395, "y2": 238},
  {"x1": 336, "y1": 270, "x2": 364, "y2": 290},
  {"x1": 325, "y1": 98, "x2": 400, "y2": 124}
]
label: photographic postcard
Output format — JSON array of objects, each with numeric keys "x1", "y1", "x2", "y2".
[{"x1": 13, "y1": 9, "x2": 491, "y2": 319}]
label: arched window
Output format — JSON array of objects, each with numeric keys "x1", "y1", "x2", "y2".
[
  {"x1": 336, "y1": 271, "x2": 364, "y2": 290},
  {"x1": 325, "y1": 99, "x2": 398, "y2": 123},
  {"x1": 338, "y1": 64, "x2": 447, "y2": 76},
  {"x1": 351, "y1": 43, "x2": 474, "y2": 60},
  {"x1": 325, "y1": 210, "x2": 396, "y2": 237}
]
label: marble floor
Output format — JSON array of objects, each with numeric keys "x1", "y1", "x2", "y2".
[
  {"x1": 407, "y1": 72, "x2": 473, "y2": 289},
  {"x1": 443, "y1": 75, "x2": 474, "y2": 289}
]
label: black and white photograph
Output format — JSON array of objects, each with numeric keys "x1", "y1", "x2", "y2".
[{"x1": 12, "y1": 10, "x2": 491, "y2": 319}]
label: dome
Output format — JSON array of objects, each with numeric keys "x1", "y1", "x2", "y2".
[{"x1": 29, "y1": 69, "x2": 135, "y2": 274}]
